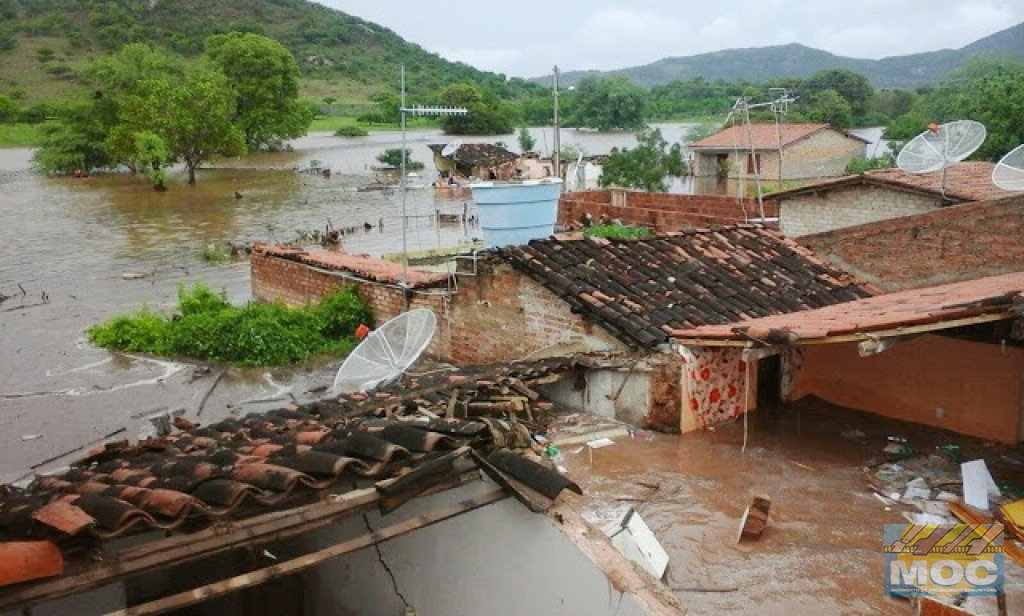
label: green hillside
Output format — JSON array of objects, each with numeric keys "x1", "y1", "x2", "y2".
[
  {"x1": 544, "y1": 22, "x2": 1024, "y2": 89},
  {"x1": 0, "y1": 0, "x2": 526, "y2": 107}
]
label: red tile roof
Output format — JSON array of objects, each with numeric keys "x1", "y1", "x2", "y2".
[
  {"x1": 254, "y1": 244, "x2": 451, "y2": 288},
  {"x1": 0, "y1": 358, "x2": 578, "y2": 588},
  {"x1": 501, "y1": 226, "x2": 875, "y2": 348},
  {"x1": 689, "y1": 123, "x2": 868, "y2": 151},
  {"x1": 766, "y1": 161, "x2": 1013, "y2": 203},
  {"x1": 669, "y1": 271, "x2": 1024, "y2": 344}
]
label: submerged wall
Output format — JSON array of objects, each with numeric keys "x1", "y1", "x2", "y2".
[{"x1": 788, "y1": 334, "x2": 1024, "y2": 442}]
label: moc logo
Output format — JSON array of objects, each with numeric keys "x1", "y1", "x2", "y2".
[{"x1": 884, "y1": 523, "x2": 1003, "y2": 597}]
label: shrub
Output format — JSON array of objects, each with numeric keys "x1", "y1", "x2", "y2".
[
  {"x1": 334, "y1": 125, "x2": 368, "y2": 137},
  {"x1": 88, "y1": 282, "x2": 373, "y2": 366}
]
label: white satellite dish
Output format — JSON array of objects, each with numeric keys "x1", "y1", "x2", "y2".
[
  {"x1": 896, "y1": 120, "x2": 987, "y2": 174},
  {"x1": 441, "y1": 141, "x2": 461, "y2": 157},
  {"x1": 331, "y1": 309, "x2": 437, "y2": 394},
  {"x1": 992, "y1": 144, "x2": 1024, "y2": 191}
]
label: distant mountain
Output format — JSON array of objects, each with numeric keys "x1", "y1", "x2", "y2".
[{"x1": 542, "y1": 21, "x2": 1024, "y2": 89}]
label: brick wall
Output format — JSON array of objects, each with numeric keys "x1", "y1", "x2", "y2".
[
  {"x1": 250, "y1": 252, "x2": 451, "y2": 358},
  {"x1": 780, "y1": 185, "x2": 940, "y2": 237},
  {"x1": 559, "y1": 189, "x2": 778, "y2": 231},
  {"x1": 448, "y1": 258, "x2": 623, "y2": 363},
  {"x1": 797, "y1": 195, "x2": 1024, "y2": 290},
  {"x1": 251, "y1": 251, "x2": 684, "y2": 430}
]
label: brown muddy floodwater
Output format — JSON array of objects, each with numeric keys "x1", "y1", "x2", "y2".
[{"x1": 0, "y1": 125, "x2": 698, "y2": 482}]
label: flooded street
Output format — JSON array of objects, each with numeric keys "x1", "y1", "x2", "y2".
[{"x1": 567, "y1": 401, "x2": 1024, "y2": 616}]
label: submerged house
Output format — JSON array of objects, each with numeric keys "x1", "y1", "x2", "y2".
[
  {"x1": 769, "y1": 161, "x2": 1015, "y2": 237},
  {"x1": 688, "y1": 122, "x2": 869, "y2": 183},
  {"x1": 0, "y1": 360, "x2": 683, "y2": 616},
  {"x1": 427, "y1": 142, "x2": 520, "y2": 181}
]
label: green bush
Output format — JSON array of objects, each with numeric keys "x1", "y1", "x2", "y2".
[
  {"x1": 88, "y1": 282, "x2": 373, "y2": 366},
  {"x1": 585, "y1": 224, "x2": 651, "y2": 239},
  {"x1": 334, "y1": 125, "x2": 368, "y2": 137}
]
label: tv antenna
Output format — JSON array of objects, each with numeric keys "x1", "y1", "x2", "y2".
[
  {"x1": 724, "y1": 89, "x2": 795, "y2": 221},
  {"x1": 992, "y1": 144, "x2": 1024, "y2": 191},
  {"x1": 398, "y1": 66, "x2": 467, "y2": 304},
  {"x1": 896, "y1": 120, "x2": 987, "y2": 197},
  {"x1": 331, "y1": 308, "x2": 437, "y2": 394}
]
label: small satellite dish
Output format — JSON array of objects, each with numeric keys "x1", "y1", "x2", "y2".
[
  {"x1": 992, "y1": 144, "x2": 1024, "y2": 191},
  {"x1": 331, "y1": 309, "x2": 437, "y2": 394},
  {"x1": 441, "y1": 141, "x2": 461, "y2": 157},
  {"x1": 896, "y1": 120, "x2": 987, "y2": 174}
]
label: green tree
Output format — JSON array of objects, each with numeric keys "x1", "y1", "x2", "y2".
[
  {"x1": 800, "y1": 69, "x2": 873, "y2": 121},
  {"x1": 599, "y1": 127, "x2": 685, "y2": 192},
  {"x1": 517, "y1": 127, "x2": 535, "y2": 152},
  {"x1": 204, "y1": 32, "x2": 312, "y2": 150},
  {"x1": 33, "y1": 100, "x2": 116, "y2": 174},
  {"x1": 117, "y1": 70, "x2": 245, "y2": 184},
  {"x1": 908, "y1": 57, "x2": 1024, "y2": 161},
  {"x1": 572, "y1": 77, "x2": 648, "y2": 131},
  {"x1": 806, "y1": 89, "x2": 853, "y2": 128},
  {"x1": 375, "y1": 147, "x2": 423, "y2": 171},
  {"x1": 437, "y1": 82, "x2": 515, "y2": 135}
]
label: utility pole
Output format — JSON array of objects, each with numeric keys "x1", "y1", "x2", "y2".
[
  {"x1": 398, "y1": 65, "x2": 466, "y2": 308},
  {"x1": 552, "y1": 65, "x2": 560, "y2": 182}
]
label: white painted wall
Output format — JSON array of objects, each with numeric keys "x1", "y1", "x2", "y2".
[
  {"x1": 292, "y1": 480, "x2": 667, "y2": 616},
  {"x1": 541, "y1": 367, "x2": 652, "y2": 426}
]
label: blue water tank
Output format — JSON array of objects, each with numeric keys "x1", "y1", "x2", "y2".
[{"x1": 469, "y1": 178, "x2": 563, "y2": 248}]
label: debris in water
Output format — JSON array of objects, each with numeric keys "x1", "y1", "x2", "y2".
[
  {"x1": 737, "y1": 495, "x2": 772, "y2": 542},
  {"x1": 20, "y1": 434, "x2": 43, "y2": 441}
]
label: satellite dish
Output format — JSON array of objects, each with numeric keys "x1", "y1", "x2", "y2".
[
  {"x1": 441, "y1": 141, "x2": 461, "y2": 157},
  {"x1": 896, "y1": 120, "x2": 987, "y2": 174},
  {"x1": 332, "y1": 309, "x2": 437, "y2": 394},
  {"x1": 992, "y1": 144, "x2": 1024, "y2": 191}
]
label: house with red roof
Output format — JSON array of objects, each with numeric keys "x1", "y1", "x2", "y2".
[
  {"x1": 688, "y1": 123, "x2": 869, "y2": 183},
  {"x1": 768, "y1": 161, "x2": 1016, "y2": 237}
]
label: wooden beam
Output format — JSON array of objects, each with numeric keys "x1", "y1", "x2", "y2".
[
  {"x1": 0, "y1": 471, "x2": 480, "y2": 612},
  {"x1": 102, "y1": 490, "x2": 508, "y2": 616},
  {"x1": 671, "y1": 311, "x2": 1016, "y2": 348}
]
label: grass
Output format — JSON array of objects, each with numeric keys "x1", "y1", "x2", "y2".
[{"x1": 0, "y1": 123, "x2": 45, "y2": 147}]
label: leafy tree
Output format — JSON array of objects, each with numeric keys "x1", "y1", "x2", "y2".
[
  {"x1": 599, "y1": 127, "x2": 685, "y2": 192},
  {"x1": 204, "y1": 32, "x2": 312, "y2": 150},
  {"x1": 905, "y1": 57, "x2": 1024, "y2": 161},
  {"x1": 375, "y1": 148, "x2": 423, "y2": 171},
  {"x1": 33, "y1": 100, "x2": 115, "y2": 174},
  {"x1": 799, "y1": 69, "x2": 873, "y2": 121},
  {"x1": 117, "y1": 70, "x2": 245, "y2": 184},
  {"x1": 806, "y1": 89, "x2": 853, "y2": 128},
  {"x1": 437, "y1": 82, "x2": 515, "y2": 135},
  {"x1": 517, "y1": 127, "x2": 535, "y2": 152},
  {"x1": 572, "y1": 76, "x2": 648, "y2": 131}
]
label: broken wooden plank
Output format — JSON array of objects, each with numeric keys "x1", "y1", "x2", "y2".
[
  {"x1": 101, "y1": 490, "x2": 508, "y2": 616},
  {"x1": 948, "y1": 500, "x2": 1024, "y2": 567}
]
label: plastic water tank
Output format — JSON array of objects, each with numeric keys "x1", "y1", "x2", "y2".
[{"x1": 469, "y1": 178, "x2": 563, "y2": 248}]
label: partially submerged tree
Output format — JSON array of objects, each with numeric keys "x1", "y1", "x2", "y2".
[
  {"x1": 437, "y1": 82, "x2": 515, "y2": 135},
  {"x1": 517, "y1": 127, "x2": 536, "y2": 152},
  {"x1": 375, "y1": 148, "x2": 423, "y2": 171},
  {"x1": 599, "y1": 127, "x2": 685, "y2": 192},
  {"x1": 117, "y1": 70, "x2": 245, "y2": 184}
]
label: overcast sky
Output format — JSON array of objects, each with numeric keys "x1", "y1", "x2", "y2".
[{"x1": 317, "y1": 1, "x2": 1023, "y2": 78}]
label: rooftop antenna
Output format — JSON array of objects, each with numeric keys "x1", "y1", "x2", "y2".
[
  {"x1": 331, "y1": 309, "x2": 437, "y2": 394},
  {"x1": 992, "y1": 144, "x2": 1024, "y2": 191},
  {"x1": 398, "y1": 65, "x2": 467, "y2": 306},
  {"x1": 768, "y1": 88, "x2": 797, "y2": 189},
  {"x1": 896, "y1": 119, "x2": 987, "y2": 197}
]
